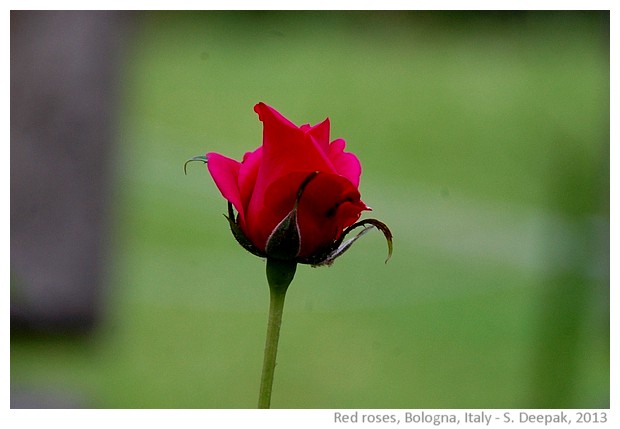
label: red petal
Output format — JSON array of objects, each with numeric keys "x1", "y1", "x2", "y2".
[
  {"x1": 246, "y1": 103, "x2": 339, "y2": 249},
  {"x1": 296, "y1": 173, "x2": 370, "y2": 257},
  {"x1": 246, "y1": 172, "x2": 305, "y2": 253},
  {"x1": 238, "y1": 147, "x2": 262, "y2": 213},
  {"x1": 252, "y1": 103, "x2": 335, "y2": 180},
  {"x1": 206, "y1": 152, "x2": 246, "y2": 223},
  {"x1": 328, "y1": 138, "x2": 362, "y2": 188},
  {"x1": 306, "y1": 117, "x2": 331, "y2": 154}
]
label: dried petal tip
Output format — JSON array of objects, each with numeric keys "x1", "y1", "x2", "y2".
[{"x1": 184, "y1": 155, "x2": 208, "y2": 175}]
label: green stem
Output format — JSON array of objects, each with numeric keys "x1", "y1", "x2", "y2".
[
  {"x1": 257, "y1": 283, "x2": 287, "y2": 409},
  {"x1": 258, "y1": 258, "x2": 297, "y2": 409}
]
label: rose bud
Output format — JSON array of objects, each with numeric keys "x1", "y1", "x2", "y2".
[{"x1": 186, "y1": 102, "x2": 391, "y2": 266}]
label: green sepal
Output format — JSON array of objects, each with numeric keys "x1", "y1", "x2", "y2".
[
  {"x1": 184, "y1": 155, "x2": 208, "y2": 175},
  {"x1": 265, "y1": 208, "x2": 301, "y2": 260},
  {"x1": 225, "y1": 202, "x2": 266, "y2": 258},
  {"x1": 264, "y1": 171, "x2": 319, "y2": 261},
  {"x1": 299, "y1": 218, "x2": 393, "y2": 267}
]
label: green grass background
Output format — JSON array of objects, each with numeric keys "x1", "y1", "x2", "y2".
[{"x1": 11, "y1": 11, "x2": 609, "y2": 408}]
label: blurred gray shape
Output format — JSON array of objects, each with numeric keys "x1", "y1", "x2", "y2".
[{"x1": 10, "y1": 11, "x2": 129, "y2": 333}]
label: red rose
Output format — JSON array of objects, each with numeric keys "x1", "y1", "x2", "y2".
[
  {"x1": 185, "y1": 103, "x2": 393, "y2": 409},
  {"x1": 206, "y1": 102, "x2": 370, "y2": 260}
]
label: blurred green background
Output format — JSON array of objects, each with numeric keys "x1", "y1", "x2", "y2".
[{"x1": 11, "y1": 11, "x2": 609, "y2": 408}]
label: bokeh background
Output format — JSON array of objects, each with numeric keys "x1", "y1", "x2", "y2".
[{"x1": 10, "y1": 10, "x2": 609, "y2": 409}]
